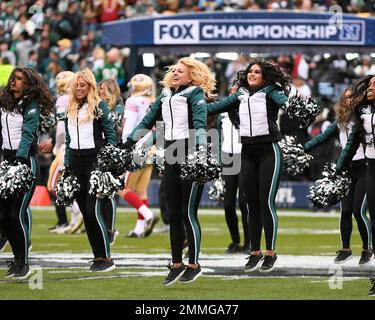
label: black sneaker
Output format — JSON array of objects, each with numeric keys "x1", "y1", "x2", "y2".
[
  {"x1": 91, "y1": 259, "x2": 116, "y2": 272},
  {"x1": 108, "y1": 230, "x2": 119, "y2": 246},
  {"x1": 369, "y1": 279, "x2": 375, "y2": 296},
  {"x1": 225, "y1": 243, "x2": 243, "y2": 254},
  {"x1": 163, "y1": 263, "x2": 186, "y2": 287},
  {"x1": 179, "y1": 265, "x2": 202, "y2": 284},
  {"x1": 259, "y1": 254, "x2": 278, "y2": 273},
  {"x1": 242, "y1": 245, "x2": 251, "y2": 255},
  {"x1": 359, "y1": 250, "x2": 373, "y2": 266},
  {"x1": 144, "y1": 216, "x2": 160, "y2": 237},
  {"x1": 334, "y1": 249, "x2": 352, "y2": 264},
  {"x1": 0, "y1": 237, "x2": 8, "y2": 252},
  {"x1": 4, "y1": 261, "x2": 18, "y2": 278},
  {"x1": 244, "y1": 254, "x2": 264, "y2": 273},
  {"x1": 12, "y1": 264, "x2": 31, "y2": 280}
]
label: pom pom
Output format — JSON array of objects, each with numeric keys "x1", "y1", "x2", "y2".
[
  {"x1": 180, "y1": 144, "x2": 221, "y2": 184},
  {"x1": 55, "y1": 169, "x2": 80, "y2": 206},
  {"x1": 0, "y1": 161, "x2": 35, "y2": 198},
  {"x1": 153, "y1": 146, "x2": 165, "y2": 174},
  {"x1": 39, "y1": 112, "x2": 57, "y2": 135},
  {"x1": 283, "y1": 95, "x2": 320, "y2": 128},
  {"x1": 97, "y1": 145, "x2": 131, "y2": 176},
  {"x1": 278, "y1": 136, "x2": 313, "y2": 175},
  {"x1": 308, "y1": 163, "x2": 352, "y2": 208},
  {"x1": 208, "y1": 174, "x2": 226, "y2": 202},
  {"x1": 89, "y1": 170, "x2": 124, "y2": 198},
  {"x1": 125, "y1": 146, "x2": 149, "y2": 172}
]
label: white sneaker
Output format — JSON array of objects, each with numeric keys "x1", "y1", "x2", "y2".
[{"x1": 153, "y1": 224, "x2": 170, "y2": 234}]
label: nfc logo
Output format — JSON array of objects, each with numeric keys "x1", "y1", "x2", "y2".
[
  {"x1": 154, "y1": 20, "x2": 199, "y2": 44},
  {"x1": 339, "y1": 23, "x2": 362, "y2": 42}
]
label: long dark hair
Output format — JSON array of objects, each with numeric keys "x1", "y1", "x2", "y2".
[
  {"x1": 232, "y1": 59, "x2": 291, "y2": 95},
  {"x1": 349, "y1": 74, "x2": 375, "y2": 143},
  {"x1": 0, "y1": 67, "x2": 54, "y2": 116}
]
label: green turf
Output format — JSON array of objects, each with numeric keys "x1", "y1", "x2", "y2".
[{"x1": 0, "y1": 208, "x2": 373, "y2": 300}]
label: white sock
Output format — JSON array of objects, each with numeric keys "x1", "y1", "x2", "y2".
[
  {"x1": 134, "y1": 219, "x2": 146, "y2": 234},
  {"x1": 138, "y1": 204, "x2": 154, "y2": 221}
]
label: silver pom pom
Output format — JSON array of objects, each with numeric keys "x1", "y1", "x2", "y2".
[
  {"x1": 180, "y1": 144, "x2": 221, "y2": 184},
  {"x1": 153, "y1": 146, "x2": 165, "y2": 174},
  {"x1": 283, "y1": 95, "x2": 320, "y2": 128},
  {"x1": 208, "y1": 174, "x2": 226, "y2": 202},
  {"x1": 279, "y1": 136, "x2": 313, "y2": 175},
  {"x1": 89, "y1": 170, "x2": 124, "y2": 198},
  {"x1": 0, "y1": 162, "x2": 35, "y2": 198},
  {"x1": 38, "y1": 112, "x2": 57, "y2": 135},
  {"x1": 97, "y1": 145, "x2": 131, "y2": 176},
  {"x1": 55, "y1": 169, "x2": 80, "y2": 206},
  {"x1": 308, "y1": 163, "x2": 352, "y2": 208},
  {"x1": 125, "y1": 147, "x2": 149, "y2": 172}
]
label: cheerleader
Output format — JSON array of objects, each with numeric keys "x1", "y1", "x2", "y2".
[
  {"x1": 335, "y1": 75, "x2": 375, "y2": 296},
  {"x1": 46, "y1": 71, "x2": 84, "y2": 235},
  {"x1": 122, "y1": 57, "x2": 215, "y2": 285},
  {"x1": 64, "y1": 69, "x2": 118, "y2": 272},
  {"x1": 119, "y1": 74, "x2": 158, "y2": 238},
  {"x1": 304, "y1": 88, "x2": 372, "y2": 265},
  {"x1": 0, "y1": 67, "x2": 54, "y2": 279},
  {"x1": 98, "y1": 79, "x2": 124, "y2": 244},
  {"x1": 206, "y1": 59, "x2": 291, "y2": 273},
  {"x1": 216, "y1": 112, "x2": 250, "y2": 254}
]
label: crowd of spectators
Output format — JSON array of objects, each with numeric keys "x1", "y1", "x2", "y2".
[{"x1": 1, "y1": 0, "x2": 375, "y2": 183}]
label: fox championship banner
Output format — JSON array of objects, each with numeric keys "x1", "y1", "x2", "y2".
[{"x1": 101, "y1": 11, "x2": 374, "y2": 48}]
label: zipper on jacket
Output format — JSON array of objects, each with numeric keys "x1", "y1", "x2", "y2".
[
  {"x1": 76, "y1": 116, "x2": 80, "y2": 149},
  {"x1": 5, "y1": 113, "x2": 13, "y2": 149},
  {"x1": 231, "y1": 123, "x2": 234, "y2": 154},
  {"x1": 247, "y1": 97, "x2": 252, "y2": 137},
  {"x1": 169, "y1": 97, "x2": 174, "y2": 140}
]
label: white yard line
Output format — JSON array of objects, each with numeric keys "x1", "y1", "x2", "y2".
[{"x1": 31, "y1": 206, "x2": 340, "y2": 218}]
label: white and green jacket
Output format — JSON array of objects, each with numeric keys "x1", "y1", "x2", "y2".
[
  {"x1": 0, "y1": 99, "x2": 40, "y2": 159},
  {"x1": 128, "y1": 85, "x2": 207, "y2": 146},
  {"x1": 64, "y1": 100, "x2": 118, "y2": 166},
  {"x1": 207, "y1": 85, "x2": 288, "y2": 144}
]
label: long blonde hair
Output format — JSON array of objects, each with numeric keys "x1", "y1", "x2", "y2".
[
  {"x1": 55, "y1": 71, "x2": 74, "y2": 95},
  {"x1": 161, "y1": 57, "x2": 216, "y2": 99},
  {"x1": 98, "y1": 79, "x2": 121, "y2": 111},
  {"x1": 335, "y1": 88, "x2": 353, "y2": 128},
  {"x1": 67, "y1": 69, "x2": 101, "y2": 123}
]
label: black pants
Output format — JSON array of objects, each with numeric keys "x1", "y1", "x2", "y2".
[
  {"x1": 340, "y1": 161, "x2": 372, "y2": 250},
  {"x1": 163, "y1": 162, "x2": 204, "y2": 265},
  {"x1": 101, "y1": 197, "x2": 117, "y2": 232},
  {"x1": 222, "y1": 153, "x2": 249, "y2": 247},
  {"x1": 0, "y1": 155, "x2": 38, "y2": 265},
  {"x1": 158, "y1": 177, "x2": 170, "y2": 225},
  {"x1": 239, "y1": 142, "x2": 282, "y2": 252},
  {"x1": 366, "y1": 159, "x2": 375, "y2": 251},
  {"x1": 71, "y1": 155, "x2": 110, "y2": 259}
]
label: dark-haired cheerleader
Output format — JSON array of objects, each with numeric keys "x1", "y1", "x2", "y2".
[
  {"x1": 335, "y1": 75, "x2": 375, "y2": 296},
  {"x1": 304, "y1": 88, "x2": 372, "y2": 265},
  {"x1": 206, "y1": 59, "x2": 292, "y2": 273},
  {"x1": 0, "y1": 67, "x2": 54, "y2": 279}
]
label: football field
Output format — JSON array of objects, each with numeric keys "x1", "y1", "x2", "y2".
[{"x1": 0, "y1": 207, "x2": 374, "y2": 300}]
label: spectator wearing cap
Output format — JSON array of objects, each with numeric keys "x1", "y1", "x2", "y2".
[
  {"x1": 58, "y1": 38, "x2": 74, "y2": 70},
  {"x1": 40, "y1": 46, "x2": 66, "y2": 76},
  {"x1": 11, "y1": 14, "x2": 36, "y2": 41},
  {"x1": 15, "y1": 31, "x2": 35, "y2": 67}
]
